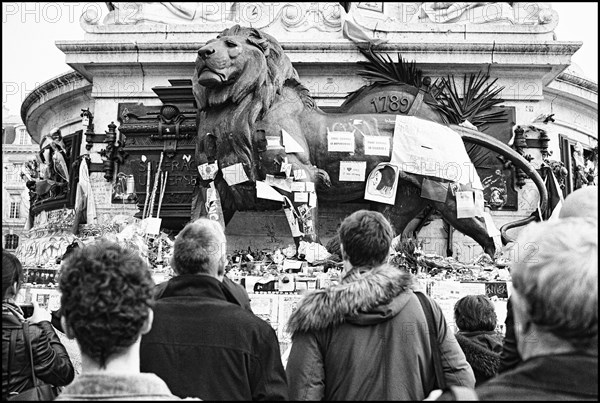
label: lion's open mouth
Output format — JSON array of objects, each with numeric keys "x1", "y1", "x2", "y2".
[{"x1": 197, "y1": 67, "x2": 227, "y2": 87}]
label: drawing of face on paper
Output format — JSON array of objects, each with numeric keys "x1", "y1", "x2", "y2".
[{"x1": 365, "y1": 163, "x2": 399, "y2": 205}]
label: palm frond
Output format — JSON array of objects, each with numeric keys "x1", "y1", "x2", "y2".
[
  {"x1": 425, "y1": 73, "x2": 506, "y2": 130},
  {"x1": 356, "y1": 46, "x2": 423, "y2": 88}
]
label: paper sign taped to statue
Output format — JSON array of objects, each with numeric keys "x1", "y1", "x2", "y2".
[
  {"x1": 456, "y1": 191, "x2": 476, "y2": 218},
  {"x1": 290, "y1": 182, "x2": 306, "y2": 192},
  {"x1": 222, "y1": 163, "x2": 250, "y2": 186},
  {"x1": 327, "y1": 129, "x2": 355, "y2": 153},
  {"x1": 281, "y1": 129, "x2": 305, "y2": 153},
  {"x1": 284, "y1": 208, "x2": 303, "y2": 237},
  {"x1": 256, "y1": 181, "x2": 284, "y2": 202},
  {"x1": 266, "y1": 175, "x2": 292, "y2": 193},
  {"x1": 364, "y1": 163, "x2": 399, "y2": 205},
  {"x1": 266, "y1": 136, "x2": 283, "y2": 149},
  {"x1": 420, "y1": 178, "x2": 449, "y2": 202},
  {"x1": 391, "y1": 115, "x2": 483, "y2": 188},
  {"x1": 294, "y1": 192, "x2": 309, "y2": 203},
  {"x1": 309, "y1": 192, "x2": 317, "y2": 207},
  {"x1": 474, "y1": 190, "x2": 485, "y2": 217},
  {"x1": 293, "y1": 169, "x2": 307, "y2": 180},
  {"x1": 363, "y1": 135, "x2": 390, "y2": 156},
  {"x1": 197, "y1": 162, "x2": 219, "y2": 181},
  {"x1": 339, "y1": 161, "x2": 367, "y2": 182},
  {"x1": 305, "y1": 182, "x2": 315, "y2": 192}
]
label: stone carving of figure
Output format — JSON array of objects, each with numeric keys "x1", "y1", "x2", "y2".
[{"x1": 103, "y1": 2, "x2": 234, "y2": 25}]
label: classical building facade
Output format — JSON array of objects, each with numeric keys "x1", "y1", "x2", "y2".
[
  {"x1": 19, "y1": 2, "x2": 597, "y2": 262},
  {"x1": 2, "y1": 110, "x2": 38, "y2": 252}
]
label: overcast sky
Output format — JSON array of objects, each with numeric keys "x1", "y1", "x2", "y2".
[{"x1": 2, "y1": 2, "x2": 598, "y2": 119}]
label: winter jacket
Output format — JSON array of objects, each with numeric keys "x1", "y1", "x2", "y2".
[
  {"x1": 438, "y1": 353, "x2": 598, "y2": 400},
  {"x1": 153, "y1": 274, "x2": 253, "y2": 312},
  {"x1": 140, "y1": 273, "x2": 288, "y2": 401},
  {"x1": 2, "y1": 301, "x2": 75, "y2": 400},
  {"x1": 475, "y1": 353, "x2": 598, "y2": 400},
  {"x1": 498, "y1": 297, "x2": 522, "y2": 373},
  {"x1": 455, "y1": 331, "x2": 503, "y2": 385},
  {"x1": 56, "y1": 372, "x2": 196, "y2": 400},
  {"x1": 285, "y1": 264, "x2": 475, "y2": 401}
]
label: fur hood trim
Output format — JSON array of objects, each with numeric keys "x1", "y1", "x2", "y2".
[
  {"x1": 287, "y1": 264, "x2": 413, "y2": 335},
  {"x1": 455, "y1": 333, "x2": 502, "y2": 377}
]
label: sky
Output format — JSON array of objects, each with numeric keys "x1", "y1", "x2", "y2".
[{"x1": 2, "y1": 2, "x2": 598, "y2": 120}]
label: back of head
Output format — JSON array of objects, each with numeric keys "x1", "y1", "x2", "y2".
[
  {"x1": 58, "y1": 240, "x2": 154, "y2": 368},
  {"x1": 559, "y1": 186, "x2": 598, "y2": 219},
  {"x1": 2, "y1": 250, "x2": 23, "y2": 299},
  {"x1": 454, "y1": 294, "x2": 497, "y2": 332},
  {"x1": 338, "y1": 210, "x2": 394, "y2": 267},
  {"x1": 511, "y1": 217, "x2": 598, "y2": 350},
  {"x1": 172, "y1": 218, "x2": 226, "y2": 277}
]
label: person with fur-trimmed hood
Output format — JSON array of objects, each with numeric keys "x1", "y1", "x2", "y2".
[
  {"x1": 453, "y1": 295, "x2": 504, "y2": 386},
  {"x1": 285, "y1": 210, "x2": 475, "y2": 400}
]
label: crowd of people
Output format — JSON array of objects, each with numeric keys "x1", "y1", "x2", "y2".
[{"x1": 2, "y1": 186, "x2": 597, "y2": 401}]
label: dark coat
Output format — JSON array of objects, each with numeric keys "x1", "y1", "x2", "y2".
[
  {"x1": 499, "y1": 297, "x2": 522, "y2": 373},
  {"x1": 476, "y1": 353, "x2": 598, "y2": 400},
  {"x1": 2, "y1": 302, "x2": 75, "y2": 400},
  {"x1": 285, "y1": 264, "x2": 475, "y2": 401},
  {"x1": 455, "y1": 331, "x2": 503, "y2": 386},
  {"x1": 140, "y1": 274, "x2": 287, "y2": 401}
]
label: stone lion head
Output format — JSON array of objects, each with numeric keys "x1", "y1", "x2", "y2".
[{"x1": 192, "y1": 24, "x2": 299, "y2": 118}]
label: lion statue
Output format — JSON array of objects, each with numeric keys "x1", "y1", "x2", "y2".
[{"x1": 192, "y1": 25, "x2": 547, "y2": 257}]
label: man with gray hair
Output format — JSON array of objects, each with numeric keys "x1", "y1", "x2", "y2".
[
  {"x1": 140, "y1": 219, "x2": 288, "y2": 400},
  {"x1": 463, "y1": 216, "x2": 598, "y2": 400}
]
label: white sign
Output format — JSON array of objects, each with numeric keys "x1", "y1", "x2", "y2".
[
  {"x1": 474, "y1": 190, "x2": 485, "y2": 217},
  {"x1": 364, "y1": 135, "x2": 390, "y2": 156},
  {"x1": 197, "y1": 162, "x2": 219, "y2": 181},
  {"x1": 266, "y1": 175, "x2": 292, "y2": 193},
  {"x1": 144, "y1": 217, "x2": 162, "y2": 235},
  {"x1": 266, "y1": 136, "x2": 283, "y2": 149},
  {"x1": 305, "y1": 182, "x2": 315, "y2": 192},
  {"x1": 391, "y1": 115, "x2": 482, "y2": 188},
  {"x1": 293, "y1": 169, "x2": 307, "y2": 180},
  {"x1": 282, "y1": 129, "x2": 305, "y2": 153},
  {"x1": 339, "y1": 161, "x2": 367, "y2": 182},
  {"x1": 456, "y1": 191, "x2": 476, "y2": 219},
  {"x1": 327, "y1": 129, "x2": 355, "y2": 153},
  {"x1": 222, "y1": 163, "x2": 250, "y2": 186},
  {"x1": 256, "y1": 181, "x2": 284, "y2": 202},
  {"x1": 294, "y1": 192, "x2": 309, "y2": 203},
  {"x1": 290, "y1": 182, "x2": 306, "y2": 192},
  {"x1": 364, "y1": 163, "x2": 399, "y2": 205}
]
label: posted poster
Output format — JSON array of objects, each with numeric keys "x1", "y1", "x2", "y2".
[
  {"x1": 249, "y1": 294, "x2": 279, "y2": 326},
  {"x1": 222, "y1": 163, "x2": 250, "y2": 186},
  {"x1": 327, "y1": 129, "x2": 355, "y2": 153},
  {"x1": 363, "y1": 135, "x2": 390, "y2": 156},
  {"x1": 391, "y1": 115, "x2": 483, "y2": 188},
  {"x1": 339, "y1": 161, "x2": 367, "y2": 182},
  {"x1": 277, "y1": 295, "x2": 304, "y2": 344},
  {"x1": 456, "y1": 191, "x2": 476, "y2": 218},
  {"x1": 364, "y1": 163, "x2": 399, "y2": 205}
]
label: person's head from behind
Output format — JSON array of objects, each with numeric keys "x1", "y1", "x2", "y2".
[
  {"x1": 171, "y1": 218, "x2": 227, "y2": 279},
  {"x1": 338, "y1": 210, "x2": 394, "y2": 268},
  {"x1": 454, "y1": 294, "x2": 497, "y2": 332},
  {"x1": 559, "y1": 186, "x2": 598, "y2": 220},
  {"x1": 2, "y1": 250, "x2": 23, "y2": 300},
  {"x1": 58, "y1": 240, "x2": 155, "y2": 369},
  {"x1": 511, "y1": 217, "x2": 597, "y2": 356}
]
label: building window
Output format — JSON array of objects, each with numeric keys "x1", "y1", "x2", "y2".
[
  {"x1": 18, "y1": 128, "x2": 29, "y2": 145},
  {"x1": 5, "y1": 163, "x2": 23, "y2": 182},
  {"x1": 5, "y1": 234, "x2": 19, "y2": 249},
  {"x1": 9, "y1": 201, "x2": 20, "y2": 219}
]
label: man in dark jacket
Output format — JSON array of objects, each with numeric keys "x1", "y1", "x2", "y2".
[
  {"x1": 140, "y1": 218, "x2": 288, "y2": 400},
  {"x1": 286, "y1": 210, "x2": 475, "y2": 400}
]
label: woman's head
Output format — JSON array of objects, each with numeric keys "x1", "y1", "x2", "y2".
[
  {"x1": 2, "y1": 250, "x2": 23, "y2": 299},
  {"x1": 454, "y1": 294, "x2": 497, "y2": 332}
]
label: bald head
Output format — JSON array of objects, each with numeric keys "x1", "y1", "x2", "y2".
[
  {"x1": 172, "y1": 219, "x2": 227, "y2": 277},
  {"x1": 559, "y1": 186, "x2": 598, "y2": 220}
]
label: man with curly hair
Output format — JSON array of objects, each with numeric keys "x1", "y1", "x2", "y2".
[
  {"x1": 55, "y1": 240, "x2": 189, "y2": 400},
  {"x1": 140, "y1": 218, "x2": 288, "y2": 400}
]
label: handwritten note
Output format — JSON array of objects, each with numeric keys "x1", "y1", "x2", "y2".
[
  {"x1": 364, "y1": 135, "x2": 390, "y2": 156},
  {"x1": 339, "y1": 161, "x2": 367, "y2": 182},
  {"x1": 327, "y1": 130, "x2": 355, "y2": 153}
]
